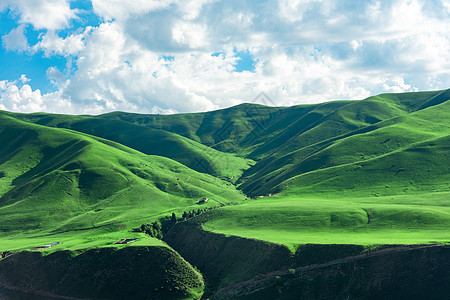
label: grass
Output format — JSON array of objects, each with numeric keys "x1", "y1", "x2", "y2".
[
  {"x1": 239, "y1": 91, "x2": 450, "y2": 196},
  {"x1": 0, "y1": 227, "x2": 165, "y2": 253},
  {"x1": 203, "y1": 192, "x2": 450, "y2": 251},
  {"x1": 0, "y1": 113, "x2": 245, "y2": 253},
  {"x1": 10, "y1": 111, "x2": 252, "y2": 179}
]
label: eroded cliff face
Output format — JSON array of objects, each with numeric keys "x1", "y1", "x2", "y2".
[
  {"x1": 163, "y1": 221, "x2": 293, "y2": 291},
  {"x1": 163, "y1": 220, "x2": 368, "y2": 295},
  {"x1": 215, "y1": 245, "x2": 450, "y2": 300},
  {"x1": 163, "y1": 220, "x2": 449, "y2": 299},
  {"x1": 0, "y1": 246, "x2": 203, "y2": 300}
]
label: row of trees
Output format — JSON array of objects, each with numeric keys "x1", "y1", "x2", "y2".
[
  {"x1": 136, "y1": 205, "x2": 224, "y2": 239},
  {"x1": 138, "y1": 221, "x2": 163, "y2": 239}
]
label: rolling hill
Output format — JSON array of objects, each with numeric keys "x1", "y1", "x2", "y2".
[
  {"x1": 10, "y1": 89, "x2": 449, "y2": 198},
  {"x1": 7, "y1": 112, "x2": 251, "y2": 179},
  {"x1": 0, "y1": 89, "x2": 449, "y2": 299},
  {"x1": 0, "y1": 112, "x2": 245, "y2": 238},
  {"x1": 240, "y1": 94, "x2": 450, "y2": 196}
]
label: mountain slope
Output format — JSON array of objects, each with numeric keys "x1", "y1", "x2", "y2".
[
  {"x1": 101, "y1": 90, "x2": 449, "y2": 160},
  {"x1": 8, "y1": 112, "x2": 251, "y2": 179},
  {"x1": 240, "y1": 94, "x2": 450, "y2": 196},
  {"x1": 4, "y1": 89, "x2": 449, "y2": 199},
  {"x1": 11, "y1": 90, "x2": 449, "y2": 197},
  {"x1": 0, "y1": 113, "x2": 244, "y2": 235}
]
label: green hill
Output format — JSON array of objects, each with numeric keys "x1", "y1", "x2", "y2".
[
  {"x1": 73, "y1": 89, "x2": 450, "y2": 198},
  {"x1": 1, "y1": 89, "x2": 449, "y2": 246},
  {"x1": 8, "y1": 112, "x2": 251, "y2": 180},
  {"x1": 240, "y1": 94, "x2": 450, "y2": 196},
  {"x1": 12, "y1": 90, "x2": 449, "y2": 197},
  {"x1": 101, "y1": 104, "x2": 283, "y2": 155},
  {"x1": 100, "y1": 90, "x2": 450, "y2": 160},
  {"x1": 0, "y1": 113, "x2": 244, "y2": 243}
]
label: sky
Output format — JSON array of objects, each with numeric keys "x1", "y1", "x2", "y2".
[{"x1": 0, "y1": 0, "x2": 449, "y2": 114}]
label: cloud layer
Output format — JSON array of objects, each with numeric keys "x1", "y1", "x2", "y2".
[{"x1": 0, "y1": 0, "x2": 449, "y2": 114}]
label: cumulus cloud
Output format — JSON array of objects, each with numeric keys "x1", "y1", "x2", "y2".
[
  {"x1": 172, "y1": 21, "x2": 209, "y2": 49},
  {"x1": 60, "y1": 22, "x2": 218, "y2": 113},
  {"x1": 46, "y1": 66, "x2": 66, "y2": 88},
  {"x1": 0, "y1": 0, "x2": 449, "y2": 114},
  {"x1": 1, "y1": 24, "x2": 28, "y2": 52},
  {"x1": 1, "y1": 83, "x2": 44, "y2": 112},
  {"x1": 34, "y1": 30, "x2": 88, "y2": 56},
  {"x1": 0, "y1": 75, "x2": 72, "y2": 113},
  {"x1": 3, "y1": 0, "x2": 77, "y2": 30},
  {"x1": 0, "y1": 75, "x2": 45, "y2": 112}
]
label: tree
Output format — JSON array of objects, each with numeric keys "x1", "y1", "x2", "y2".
[
  {"x1": 152, "y1": 221, "x2": 161, "y2": 231},
  {"x1": 171, "y1": 212, "x2": 177, "y2": 224}
]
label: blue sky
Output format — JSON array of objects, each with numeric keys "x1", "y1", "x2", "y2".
[{"x1": 0, "y1": 0, "x2": 449, "y2": 114}]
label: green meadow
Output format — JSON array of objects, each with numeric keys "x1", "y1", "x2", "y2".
[
  {"x1": 0, "y1": 228, "x2": 165, "y2": 253},
  {"x1": 203, "y1": 192, "x2": 450, "y2": 251}
]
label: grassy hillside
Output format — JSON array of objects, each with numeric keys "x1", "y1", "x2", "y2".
[
  {"x1": 1, "y1": 90, "x2": 448, "y2": 247},
  {"x1": 9, "y1": 112, "x2": 251, "y2": 180},
  {"x1": 1, "y1": 89, "x2": 449, "y2": 298},
  {"x1": 93, "y1": 90, "x2": 450, "y2": 198},
  {"x1": 101, "y1": 104, "x2": 285, "y2": 155},
  {"x1": 203, "y1": 192, "x2": 450, "y2": 250},
  {"x1": 240, "y1": 96, "x2": 450, "y2": 196},
  {"x1": 0, "y1": 113, "x2": 245, "y2": 252},
  {"x1": 1, "y1": 89, "x2": 449, "y2": 300},
  {"x1": 11, "y1": 90, "x2": 448, "y2": 198},
  {"x1": 201, "y1": 93, "x2": 450, "y2": 248},
  {"x1": 101, "y1": 90, "x2": 449, "y2": 158}
]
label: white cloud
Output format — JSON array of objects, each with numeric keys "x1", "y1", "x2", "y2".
[
  {"x1": 2, "y1": 24, "x2": 28, "y2": 52},
  {"x1": 382, "y1": 77, "x2": 418, "y2": 93},
  {"x1": 1, "y1": 84, "x2": 44, "y2": 112},
  {"x1": 0, "y1": 0, "x2": 449, "y2": 114},
  {"x1": 172, "y1": 21, "x2": 208, "y2": 48},
  {"x1": 91, "y1": 0, "x2": 217, "y2": 22},
  {"x1": 34, "y1": 30, "x2": 88, "y2": 56},
  {"x1": 0, "y1": 76, "x2": 71, "y2": 113},
  {"x1": 0, "y1": 76, "x2": 44, "y2": 112},
  {"x1": 46, "y1": 66, "x2": 67, "y2": 89},
  {"x1": 18, "y1": 74, "x2": 30, "y2": 84},
  {"x1": 278, "y1": 0, "x2": 325, "y2": 23},
  {"x1": 91, "y1": 0, "x2": 173, "y2": 20},
  {"x1": 3, "y1": 0, "x2": 77, "y2": 30}
]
